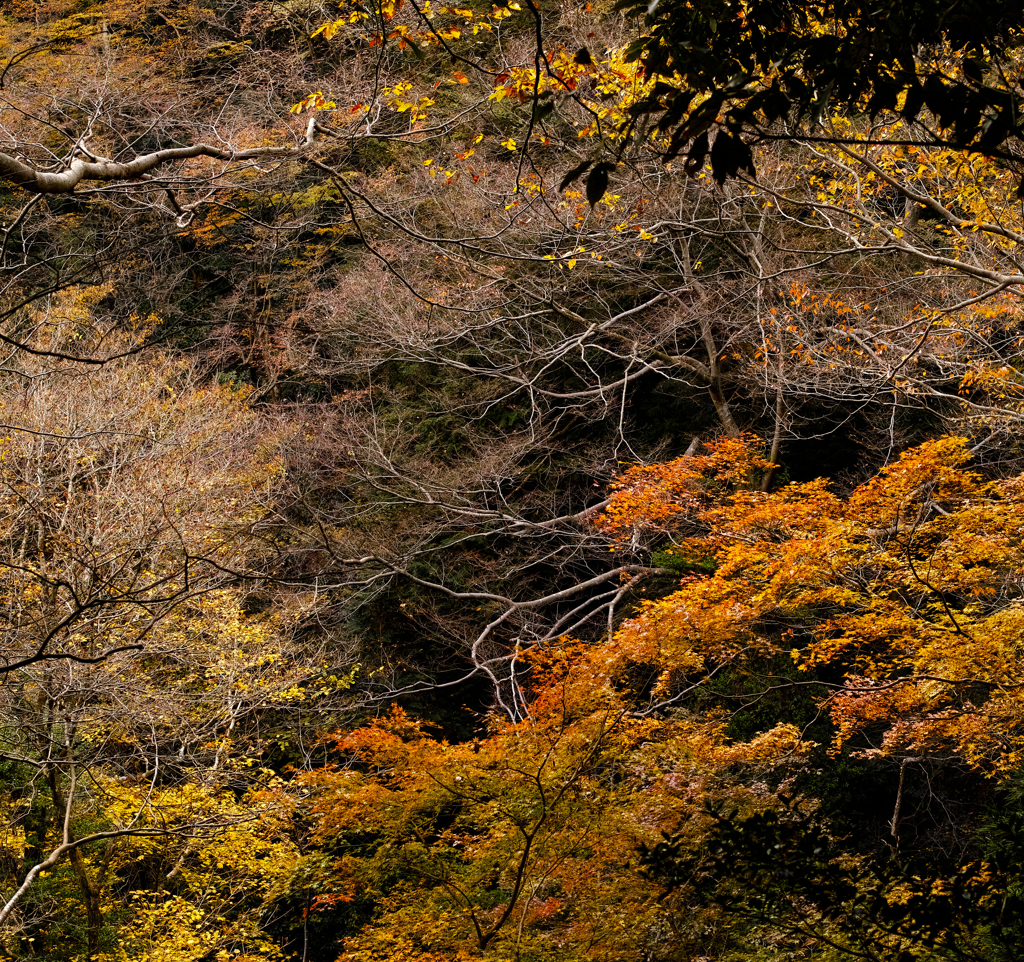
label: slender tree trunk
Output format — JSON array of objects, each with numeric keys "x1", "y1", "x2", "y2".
[
  {"x1": 67, "y1": 845, "x2": 103, "y2": 962},
  {"x1": 761, "y1": 383, "x2": 785, "y2": 491},
  {"x1": 48, "y1": 762, "x2": 105, "y2": 960}
]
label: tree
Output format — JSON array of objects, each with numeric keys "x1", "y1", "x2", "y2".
[
  {"x1": 0, "y1": 0, "x2": 322, "y2": 200},
  {"x1": 643, "y1": 796, "x2": 1024, "y2": 962},
  {"x1": 607, "y1": 0, "x2": 1024, "y2": 189},
  {"x1": 600, "y1": 434, "x2": 1024, "y2": 773},
  {"x1": 581, "y1": 432, "x2": 1024, "y2": 960},
  {"x1": 287, "y1": 642, "x2": 810, "y2": 962},
  {"x1": 101, "y1": 782, "x2": 299, "y2": 962},
  {"x1": 0, "y1": 301, "x2": 347, "y2": 954},
  {"x1": 271, "y1": 430, "x2": 1024, "y2": 962}
]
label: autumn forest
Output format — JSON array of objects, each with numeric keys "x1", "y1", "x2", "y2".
[{"x1": 2, "y1": 0, "x2": 1024, "y2": 959}]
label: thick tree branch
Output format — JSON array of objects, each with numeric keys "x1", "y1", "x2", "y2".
[{"x1": 0, "y1": 117, "x2": 318, "y2": 195}]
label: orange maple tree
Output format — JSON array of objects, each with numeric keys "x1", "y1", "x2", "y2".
[
  {"x1": 285, "y1": 638, "x2": 808, "y2": 962},
  {"x1": 600, "y1": 435, "x2": 1024, "y2": 773}
]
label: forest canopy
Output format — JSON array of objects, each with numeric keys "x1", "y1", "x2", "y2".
[{"x1": 2, "y1": 0, "x2": 1024, "y2": 961}]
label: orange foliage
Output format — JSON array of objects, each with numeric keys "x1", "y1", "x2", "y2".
[
  {"x1": 599, "y1": 435, "x2": 1024, "y2": 773},
  {"x1": 294, "y1": 642, "x2": 787, "y2": 962},
  {"x1": 597, "y1": 434, "x2": 774, "y2": 540}
]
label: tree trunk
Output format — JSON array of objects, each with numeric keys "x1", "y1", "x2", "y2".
[{"x1": 48, "y1": 765, "x2": 105, "y2": 961}]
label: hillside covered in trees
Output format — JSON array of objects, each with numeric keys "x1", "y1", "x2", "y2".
[{"x1": 3, "y1": 1, "x2": 1024, "y2": 959}]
